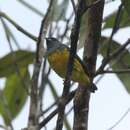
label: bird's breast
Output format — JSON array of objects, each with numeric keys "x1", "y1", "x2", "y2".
[{"x1": 48, "y1": 48, "x2": 69, "y2": 78}]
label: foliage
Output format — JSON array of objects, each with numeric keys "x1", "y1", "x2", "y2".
[{"x1": 0, "y1": 0, "x2": 130, "y2": 129}]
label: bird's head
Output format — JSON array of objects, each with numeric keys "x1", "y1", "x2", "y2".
[{"x1": 46, "y1": 37, "x2": 61, "y2": 51}]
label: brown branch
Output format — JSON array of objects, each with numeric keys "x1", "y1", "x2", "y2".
[
  {"x1": 73, "y1": 0, "x2": 104, "y2": 130},
  {"x1": 27, "y1": 0, "x2": 53, "y2": 129},
  {"x1": 55, "y1": 1, "x2": 87, "y2": 130},
  {"x1": 0, "y1": 11, "x2": 37, "y2": 41},
  {"x1": 38, "y1": 90, "x2": 76, "y2": 129}
]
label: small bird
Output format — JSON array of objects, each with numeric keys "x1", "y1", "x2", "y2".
[{"x1": 45, "y1": 37, "x2": 97, "y2": 92}]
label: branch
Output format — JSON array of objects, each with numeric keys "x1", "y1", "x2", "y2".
[
  {"x1": 107, "y1": 108, "x2": 130, "y2": 130},
  {"x1": 1, "y1": 18, "x2": 20, "y2": 49},
  {"x1": 18, "y1": 0, "x2": 44, "y2": 17},
  {"x1": 55, "y1": 1, "x2": 87, "y2": 130},
  {"x1": 60, "y1": 12, "x2": 74, "y2": 41},
  {"x1": 38, "y1": 90, "x2": 76, "y2": 129},
  {"x1": 71, "y1": 0, "x2": 76, "y2": 15},
  {"x1": 106, "y1": 3, "x2": 123, "y2": 57},
  {"x1": 0, "y1": 11, "x2": 37, "y2": 41},
  {"x1": 100, "y1": 69, "x2": 130, "y2": 74},
  {"x1": 27, "y1": 0, "x2": 53, "y2": 129},
  {"x1": 41, "y1": 101, "x2": 56, "y2": 115},
  {"x1": 96, "y1": 38, "x2": 130, "y2": 75},
  {"x1": 73, "y1": 0, "x2": 104, "y2": 130}
]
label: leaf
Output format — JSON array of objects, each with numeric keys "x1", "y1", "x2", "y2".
[
  {"x1": 79, "y1": 7, "x2": 130, "y2": 50},
  {"x1": 103, "y1": 8, "x2": 130, "y2": 29},
  {"x1": 99, "y1": 37, "x2": 130, "y2": 93},
  {"x1": 122, "y1": 0, "x2": 130, "y2": 16},
  {"x1": 0, "y1": 68, "x2": 30, "y2": 125},
  {"x1": 0, "y1": 50, "x2": 35, "y2": 78}
]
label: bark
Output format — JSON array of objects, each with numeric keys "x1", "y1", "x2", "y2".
[{"x1": 73, "y1": 0, "x2": 104, "y2": 130}]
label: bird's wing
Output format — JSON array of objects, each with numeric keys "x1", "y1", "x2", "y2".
[{"x1": 75, "y1": 55, "x2": 90, "y2": 76}]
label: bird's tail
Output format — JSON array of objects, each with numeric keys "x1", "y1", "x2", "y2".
[{"x1": 88, "y1": 83, "x2": 97, "y2": 93}]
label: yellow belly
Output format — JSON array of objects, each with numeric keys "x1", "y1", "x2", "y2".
[{"x1": 48, "y1": 48, "x2": 90, "y2": 86}]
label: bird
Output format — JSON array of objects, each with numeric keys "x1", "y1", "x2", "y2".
[{"x1": 45, "y1": 37, "x2": 97, "y2": 92}]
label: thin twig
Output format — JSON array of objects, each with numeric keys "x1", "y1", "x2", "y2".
[
  {"x1": 18, "y1": 0, "x2": 44, "y2": 17},
  {"x1": 38, "y1": 59, "x2": 50, "y2": 115},
  {"x1": 0, "y1": 11, "x2": 37, "y2": 41},
  {"x1": 101, "y1": 69, "x2": 130, "y2": 74},
  {"x1": 107, "y1": 108, "x2": 130, "y2": 130},
  {"x1": 66, "y1": 106, "x2": 73, "y2": 116},
  {"x1": 42, "y1": 102, "x2": 57, "y2": 115},
  {"x1": 96, "y1": 4, "x2": 124, "y2": 76},
  {"x1": 38, "y1": 90, "x2": 76, "y2": 129},
  {"x1": 60, "y1": 12, "x2": 74, "y2": 41},
  {"x1": 96, "y1": 38, "x2": 130, "y2": 75},
  {"x1": 71, "y1": 0, "x2": 76, "y2": 15},
  {"x1": 106, "y1": 3, "x2": 123, "y2": 57},
  {"x1": 111, "y1": 40, "x2": 130, "y2": 59},
  {"x1": 1, "y1": 18, "x2": 21, "y2": 49}
]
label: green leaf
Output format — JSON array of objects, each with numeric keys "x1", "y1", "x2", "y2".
[
  {"x1": 99, "y1": 37, "x2": 130, "y2": 93},
  {"x1": 103, "y1": 8, "x2": 130, "y2": 29},
  {"x1": 0, "y1": 50, "x2": 35, "y2": 78},
  {"x1": 79, "y1": 7, "x2": 130, "y2": 50},
  {"x1": 0, "y1": 68, "x2": 30, "y2": 125},
  {"x1": 122, "y1": 0, "x2": 130, "y2": 16}
]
